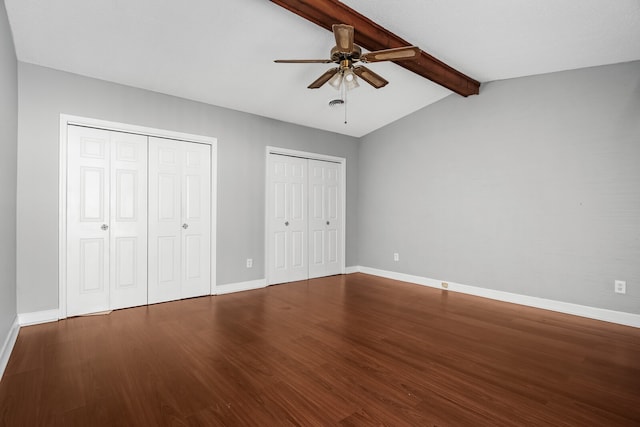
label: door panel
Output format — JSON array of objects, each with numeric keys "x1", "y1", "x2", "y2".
[
  {"x1": 67, "y1": 126, "x2": 111, "y2": 316},
  {"x1": 79, "y1": 238, "x2": 105, "y2": 293},
  {"x1": 291, "y1": 230, "x2": 304, "y2": 268},
  {"x1": 158, "y1": 237, "x2": 178, "y2": 283},
  {"x1": 312, "y1": 230, "x2": 323, "y2": 264},
  {"x1": 328, "y1": 229, "x2": 338, "y2": 263},
  {"x1": 149, "y1": 139, "x2": 182, "y2": 303},
  {"x1": 114, "y1": 170, "x2": 136, "y2": 220},
  {"x1": 185, "y1": 175, "x2": 202, "y2": 219},
  {"x1": 274, "y1": 182, "x2": 286, "y2": 219},
  {"x1": 80, "y1": 167, "x2": 105, "y2": 221},
  {"x1": 114, "y1": 237, "x2": 136, "y2": 288},
  {"x1": 274, "y1": 231, "x2": 287, "y2": 270},
  {"x1": 184, "y1": 235, "x2": 202, "y2": 279},
  {"x1": 109, "y1": 132, "x2": 147, "y2": 310},
  {"x1": 181, "y1": 142, "x2": 211, "y2": 299},
  {"x1": 267, "y1": 154, "x2": 308, "y2": 284},
  {"x1": 148, "y1": 138, "x2": 211, "y2": 303},
  {"x1": 308, "y1": 159, "x2": 342, "y2": 279},
  {"x1": 158, "y1": 174, "x2": 178, "y2": 220}
]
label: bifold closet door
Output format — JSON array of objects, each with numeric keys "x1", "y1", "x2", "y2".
[
  {"x1": 66, "y1": 126, "x2": 148, "y2": 316},
  {"x1": 267, "y1": 154, "x2": 308, "y2": 285},
  {"x1": 148, "y1": 137, "x2": 211, "y2": 304},
  {"x1": 267, "y1": 154, "x2": 343, "y2": 285}
]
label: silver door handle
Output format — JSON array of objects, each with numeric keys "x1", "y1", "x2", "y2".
[
  {"x1": 284, "y1": 221, "x2": 289, "y2": 226},
  {"x1": 182, "y1": 223, "x2": 189, "y2": 229},
  {"x1": 101, "y1": 224, "x2": 109, "y2": 231}
]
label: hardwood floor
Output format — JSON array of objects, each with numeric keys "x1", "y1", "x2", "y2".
[{"x1": 1, "y1": 273, "x2": 639, "y2": 426}]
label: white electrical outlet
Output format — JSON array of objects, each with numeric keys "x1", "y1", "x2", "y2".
[
  {"x1": 614, "y1": 280, "x2": 626, "y2": 294},
  {"x1": 393, "y1": 253, "x2": 399, "y2": 262},
  {"x1": 246, "y1": 258, "x2": 253, "y2": 268}
]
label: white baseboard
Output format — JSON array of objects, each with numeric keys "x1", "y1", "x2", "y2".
[
  {"x1": 215, "y1": 279, "x2": 267, "y2": 295},
  {"x1": 18, "y1": 309, "x2": 60, "y2": 327},
  {"x1": 352, "y1": 266, "x2": 640, "y2": 328},
  {"x1": 1, "y1": 316, "x2": 20, "y2": 381},
  {"x1": 345, "y1": 266, "x2": 360, "y2": 275}
]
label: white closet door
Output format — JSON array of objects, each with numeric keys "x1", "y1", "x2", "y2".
[
  {"x1": 67, "y1": 126, "x2": 111, "y2": 316},
  {"x1": 308, "y1": 159, "x2": 342, "y2": 279},
  {"x1": 109, "y1": 132, "x2": 148, "y2": 310},
  {"x1": 267, "y1": 154, "x2": 308, "y2": 284},
  {"x1": 181, "y1": 142, "x2": 211, "y2": 298},
  {"x1": 148, "y1": 137, "x2": 211, "y2": 303},
  {"x1": 148, "y1": 138, "x2": 182, "y2": 303},
  {"x1": 67, "y1": 126, "x2": 147, "y2": 316}
]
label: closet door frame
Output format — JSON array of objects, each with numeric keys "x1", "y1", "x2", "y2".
[
  {"x1": 58, "y1": 114, "x2": 217, "y2": 319},
  {"x1": 264, "y1": 146, "x2": 346, "y2": 285}
]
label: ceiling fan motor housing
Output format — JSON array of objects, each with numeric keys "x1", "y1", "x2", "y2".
[{"x1": 331, "y1": 45, "x2": 361, "y2": 62}]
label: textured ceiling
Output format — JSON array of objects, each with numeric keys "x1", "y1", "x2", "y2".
[{"x1": 5, "y1": 0, "x2": 640, "y2": 137}]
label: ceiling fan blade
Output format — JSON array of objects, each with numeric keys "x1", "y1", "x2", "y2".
[
  {"x1": 353, "y1": 66, "x2": 389, "y2": 89},
  {"x1": 361, "y1": 46, "x2": 420, "y2": 63},
  {"x1": 308, "y1": 68, "x2": 339, "y2": 89},
  {"x1": 332, "y1": 24, "x2": 354, "y2": 53},
  {"x1": 274, "y1": 59, "x2": 333, "y2": 63}
]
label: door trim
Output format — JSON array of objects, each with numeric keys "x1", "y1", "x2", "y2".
[
  {"x1": 264, "y1": 146, "x2": 346, "y2": 285},
  {"x1": 59, "y1": 114, "x2": 218, "y2": 319}
]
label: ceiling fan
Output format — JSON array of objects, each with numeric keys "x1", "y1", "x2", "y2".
[{"x1": 274, "y1": 24, "x2": 420, "y2": 90}]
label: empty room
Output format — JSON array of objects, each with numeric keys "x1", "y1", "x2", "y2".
[{"x1": 1, "y1": 0, "x2": 639, "y2": 425}]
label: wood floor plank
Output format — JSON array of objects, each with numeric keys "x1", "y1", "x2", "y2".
[{"x1": 1, "y1": 273, "x2": 639, "y2": 426}]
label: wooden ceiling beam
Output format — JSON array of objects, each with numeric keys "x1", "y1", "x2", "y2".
[{"x1": 270, "y1": 0, "x2": 480, "y2": 97}]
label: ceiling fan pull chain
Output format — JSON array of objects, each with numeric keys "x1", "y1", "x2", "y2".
[{"x1": 343, "y1": 82, "x2": 348, "y2": 124}]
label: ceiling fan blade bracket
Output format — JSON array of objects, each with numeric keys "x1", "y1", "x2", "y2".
[{"x1": 330, "y1": 44, "x2": 361, "y2": 62}]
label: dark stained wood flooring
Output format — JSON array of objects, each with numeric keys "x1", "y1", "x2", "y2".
[{"x1": 1, "y1": 273, "x2": 639, "y2": 426}]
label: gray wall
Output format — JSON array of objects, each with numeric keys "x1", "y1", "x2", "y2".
[
  {"x1": 0, "y1": 0, "x2": 18, "y2": 340},
  {"x1": 15, "y1": 58, "x2": 640, "y2": 317},
  {"x1": 16, "y1": 63, "x2": 359, "y2": 314},
  {"x1": 359, "y1": 61, "x2": 640, "y2": 314}
]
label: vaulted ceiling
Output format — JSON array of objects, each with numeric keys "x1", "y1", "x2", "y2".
[{"x1": 5, "y1": 0, "x2": 640, "y2": 137}]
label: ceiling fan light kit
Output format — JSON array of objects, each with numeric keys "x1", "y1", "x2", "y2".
[
  {"x1": 327, "y1": 71, "x2": 343, "y2": 90},
  {"x1": 328, "y1": 68, "x2": 358, "y2": 91}
]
